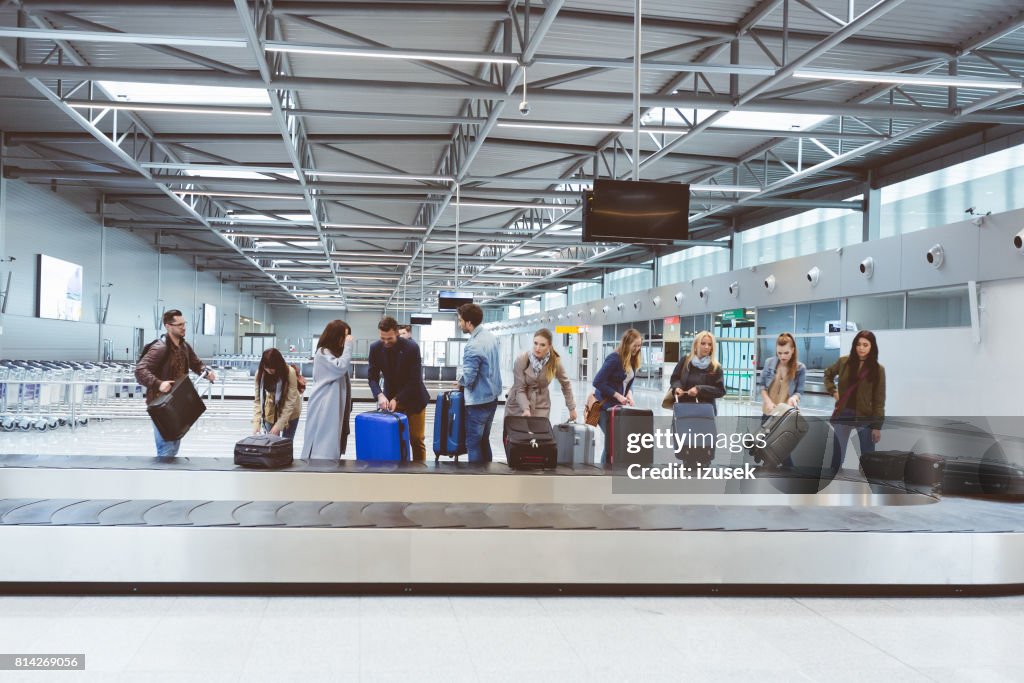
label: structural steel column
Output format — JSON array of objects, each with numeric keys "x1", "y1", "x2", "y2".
[{"x1": 862, "y1": 170, "x2": 881, "y2": 242}]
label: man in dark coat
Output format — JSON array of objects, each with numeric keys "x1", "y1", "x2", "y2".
[{"x1": 368, "y1": 317, "x2": 431, "y2": 461}]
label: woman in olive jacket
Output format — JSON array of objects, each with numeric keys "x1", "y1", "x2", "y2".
[{"x1": 824, "y1": 330, "x2": 886, "y2": 472}]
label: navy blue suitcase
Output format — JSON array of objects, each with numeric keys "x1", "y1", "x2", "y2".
[
  {"x1": 672, "y1": 400, "x2": 717, "y2": 467},
  {"x1": 355, "y1": 410, "x2": 411, "y2": 462},
  {"x1": 433, "y1": 390, "x2": 467, "y2": 460}
]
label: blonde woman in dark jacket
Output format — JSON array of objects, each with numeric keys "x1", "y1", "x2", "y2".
[
  {"x1": 824, "y1": 330, "x2": 886, "y2": 472},
  {"x1": 506, "y1": 328, "x2": 577, "y2": 421}
]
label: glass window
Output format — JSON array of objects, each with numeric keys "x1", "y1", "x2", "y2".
[
  {"x1": 522, "y1": 299, "x2": 541, "y2": 316},
  {"x1": 906, "y1": 286, "x2": 971, "y2": 329},
  {"x1": 757, "y1": 306, "x2": 795, "y2": 337},
  {"x1": 603, "y1": 325, "x2": 618, "y2": 342},
  {"x1": 847, "y1": 293, "x2": 905, "y2": 331},
  {"x1": 508, "y1": 304, "x2": 521, "y2": 319},
  {"x1": 739, "y1": 199, "x2": 863, "y2": 267},
  {"x1": 880, "y1": 142, "x2": 1024, "y2": 236},
  {"x1": 757, "y1": 335, "x2": 838, "y2": 371},
  {"x1": 604, "y1": 266, "x2": 653, "y2": 296},
  {"x1": 568, "y1": 281, "x2": 601, "y2": 305},
  {"x1": 543, "y1": 290, "x2": 567, "y2": 311},
  {"x1": 795, "y1": 300, "x2": 840, "y2": 335}
]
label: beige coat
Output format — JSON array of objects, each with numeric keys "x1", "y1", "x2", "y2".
[
  {"x1": 251, "y1": 366, "x2": 302, "y2": 433},
  {"x1": 506, "y1": 352, "x2": 576, "y2": 418}
]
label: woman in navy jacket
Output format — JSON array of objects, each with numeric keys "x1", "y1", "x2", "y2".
[{"x1": 592, "y1": 328, "x2": 643, "y2": 462}]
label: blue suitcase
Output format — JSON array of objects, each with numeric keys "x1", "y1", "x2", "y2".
[
  {"x1": 355, "y1": 410, "x2": 411, "y2": 462},
  {"x1": 433, "y1": 390, "x2": 467, "y2": 460}
]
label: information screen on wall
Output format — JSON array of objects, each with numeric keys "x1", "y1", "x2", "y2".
[
  {"x1": 203, "y1": 303, "x2": 218, "y2": 335},
  {"x1": 37, "y1": 254, "x2": 83, "y2": 321}
]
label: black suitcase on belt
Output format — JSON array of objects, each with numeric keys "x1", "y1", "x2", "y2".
[
  {"x1": 147, "y1": 375, "x2": 206, "y2": 441},
  {"x1": 942, "y1": 459, "x2": 1024, "y2": 498},
  {"x1": 503, "y1": 417, "x2": 557, "y2": 470},
  {"x1": 859, "y1": 450, "x2": 910, "y2": 482},
  {"x1": 609, "y1": 406, "x2": 654, "y2": 469},
  {"x1": 905, "y1": 452, "x2": 945, "y2": 489},
  {"x1": 234, "y1": 434, "x2": 294, "y2": 469}
]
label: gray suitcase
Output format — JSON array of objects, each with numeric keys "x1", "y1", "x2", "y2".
[
  {"x1": 750, "y1": 404, "x2": 808, "y2": 469},
  {"x1": 554, "y1": 422, "x2": 597, "y2": 465}
]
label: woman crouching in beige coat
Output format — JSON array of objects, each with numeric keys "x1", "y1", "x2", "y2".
[{"x1": 506, "y1": 328, "x2": 577, "y2": 421}]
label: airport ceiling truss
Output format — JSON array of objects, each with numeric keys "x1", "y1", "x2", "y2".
[{"x1": 0, "y1": 0, "x2": 1022, "y2": 312}]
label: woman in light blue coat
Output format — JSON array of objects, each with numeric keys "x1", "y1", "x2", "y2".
[
  {"x1": 759, "y1": 332, "x2": 806, "y2": 425},
  {"x1": 300, "y1": 319, "x2": 354, "y2": 461}
]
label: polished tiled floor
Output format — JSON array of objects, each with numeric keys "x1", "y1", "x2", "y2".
[{"x1": 0, "y1": 594, "x2": 1022, "y2": 681}]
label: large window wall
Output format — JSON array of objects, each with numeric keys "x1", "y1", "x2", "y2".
[
  {"x1": 657, "y1": 244, "x2": 730, "y2": 285},
  {"x1": 880, "y1": 144, "x2": 1024, "y2": 236},
  {"x1": 604, "y1": 265, "x2": 653, "y2": 297}
]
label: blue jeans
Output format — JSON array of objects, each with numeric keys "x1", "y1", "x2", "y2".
[
  {"x1": 263, "y1": 418, "x2": 299, "y2": 440},
  {"x1": 831, "y1": 409, "x2": 876, "y2": 471},
  {"x1": 153, "y1": 423, "x2": 181, "y2": 458},
  {"x1": 465, "y1": 400, "x2": 498, "y2": 463}
]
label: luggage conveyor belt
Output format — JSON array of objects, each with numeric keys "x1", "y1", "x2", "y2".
[{"x1": 0, "y1": 455, "x2": 1022, "y2": 592}]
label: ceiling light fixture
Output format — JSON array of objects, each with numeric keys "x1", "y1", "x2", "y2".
[
  {"x1": 793, "y1": 68, "x2": 1022, "y2": 90},
  {"x1": 68, "y1": 101, "x2": 271, "y2": 116},
  {"x1": 264, "y1": 42, "x2": 519, "y2": 65},
  {"x1": 174, "y1": 190, "x2": 304, "y2": 200}
]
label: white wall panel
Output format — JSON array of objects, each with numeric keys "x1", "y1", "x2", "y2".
[{"x1": 0, "y1": 180, "x2": 264, "y2": 361}]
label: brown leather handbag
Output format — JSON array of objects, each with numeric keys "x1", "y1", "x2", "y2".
[{"x1": 584, "y1": 392, "x2": 603, "y2": 426}]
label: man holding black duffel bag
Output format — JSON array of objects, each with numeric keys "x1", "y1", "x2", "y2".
[{"x1": 135, "y1": 309, "x2": 216, "y2": 459}]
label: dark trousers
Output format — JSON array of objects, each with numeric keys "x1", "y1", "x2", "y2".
[{"x1": 830, "y1": 409, "x2": 876, "y2": 472}]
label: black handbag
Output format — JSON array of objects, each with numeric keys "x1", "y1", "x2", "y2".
[{"x1": 147, "y1": 375, "x2": 206, "y2": 441}]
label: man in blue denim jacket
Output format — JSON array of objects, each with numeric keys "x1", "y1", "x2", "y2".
[{"x1": 456, "y1": 303, "x2": 503, "y2": 463}]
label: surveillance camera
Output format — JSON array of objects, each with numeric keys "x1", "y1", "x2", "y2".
[
  {"x1": 673, "y1": 291, "x2": 684, "y2": 304},
  {"x1": 616, "y1": 302, "x2": 624, "y2": 311},
  {"x1": 859, "y1": 257, "x2": 874, "y2": 279},
  {"x1": 589, "y1": 307, "x2": 596, "y2": 316},
  {"x1": 518, "y1": 100, "x2": 530, "y2": 116},
  {"x1": 807, "y1": 266, "x2": 821, "y2": 287},
  {"x1": 652, "y1": 296, "x2": 661, "y2": 308},
  {"x1": 763, "y1": 274, "x2": 776, "y2": 293},
  {"x1": 728, "y1": 281, "x2": 739, "y2": 297},
  {"x1": 601, "y1": 305, "x2": 609, "y2": 314},
  {"x1": 699, "y1": 287, "x2": 709, "y2": 300},
  {"x1": 633, "y1": 300, "x2": 641, "y2": 310},
  {"x1": 556, "y1": 313, "x2": 563, "y2": 320},
  {"x1": 1014, "y1": 229, "x2": 1024, "y2": 252},
  {"x1": 972, "y1": 216, "x2": 984, "y2": 227},
  {"x1": 926, "y1": 244, "x2": 944, "y2": 269},
  {"x1": 576, "y1": 310, "x2": 582, "y2": 318}
]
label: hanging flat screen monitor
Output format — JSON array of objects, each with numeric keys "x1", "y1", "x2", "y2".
[
  {"x1": 37, "y1": 254, "x2": 83, "y2": 321},
  {"x1": 438, "y1": 291, "x2": 473, "y2": 311},
  {"x1": 410, "y1": 314, "x2": 433, "y2": 325},
  {"x1": 582, "y1": 179, "x2": 689, "y2": 244}
]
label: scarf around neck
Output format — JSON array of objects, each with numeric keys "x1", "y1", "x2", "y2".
[
  {"x1": 690, "y1": 354, "x2": 711, "y2": 371},
  {"x1": 529, "y1": 352, "x2": 550, "y2": 376}
]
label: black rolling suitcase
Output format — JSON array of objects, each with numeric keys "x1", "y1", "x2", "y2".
[
  {"x1": 905, "y1": 452, "x2": 944, "y2": 490},
  {"x1": 750, "y1": 404, "x2": 808, "y2": 469},
  {"x1": 942, "y1": 458, "x2": 1024, "y2": 498},
  {"x1": 503, "y1": 416, "x2": 557, "y2": 470},
  {"x1": 147, "y1": 375, "x2": 206, "y2": 441},
  {"x1": 234, "y1": 434, "x2": 294, "y2": 468},
  {"x1": 859, "y1": 450, "x2": 910, "y2": 482},
  {"x1": 608, "y1": 406, "x2": 654, "y2": 469}
]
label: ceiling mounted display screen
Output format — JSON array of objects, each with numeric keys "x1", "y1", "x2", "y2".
[
  {"x1": 37, "y1": 254, "x2": 84, "y2": 321},
  {"x1": 582, "y1": 179, "x2": 690, "y2": 244},
  {"x1": 437, "y1": 291, "x2": 474, "y2": 311},
  {"x1": 410, "y1": 314, "x2": 433, "y2": 325}
]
